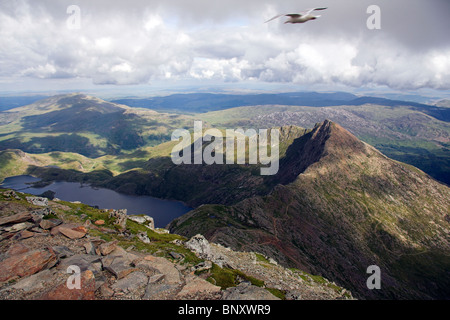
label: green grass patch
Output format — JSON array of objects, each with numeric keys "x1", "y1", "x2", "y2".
[
  {"x1": 265, "y1": 287, "x2": 286, "y2": 300},
  {"x1": 205, "y1": 263, "x2": 266, "y2": 290}
]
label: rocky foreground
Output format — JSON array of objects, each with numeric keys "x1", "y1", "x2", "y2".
[{"x1": 0, "y1": 189, "x2": 352, "y2": 300}]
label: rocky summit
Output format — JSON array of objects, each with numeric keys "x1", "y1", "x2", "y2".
[{"x1": 0, "y1": 190, "x2": 352, "y2": 300}]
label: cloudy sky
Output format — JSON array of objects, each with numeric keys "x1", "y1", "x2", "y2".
[{"x1": 0, "y1": 0, "x2": 449, "y2": 95}]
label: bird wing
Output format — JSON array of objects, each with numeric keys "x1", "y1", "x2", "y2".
[
  {"x1": 302, "y1": 7, "x2": 328, "y2": 16},
  {"x1": 265, "y1": 8, "x2": 327, "y2": 23},
  {"x1": 264, "y1": 13, "x2": 286, "y2": 23}
]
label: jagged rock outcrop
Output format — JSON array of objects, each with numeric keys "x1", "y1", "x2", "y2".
[
  {"x1": 26, "y1": 197, "x2": 48, "y2": 207},
  {"x1": 128, "y1": 215, "x2": 154, "y2": 230},
  {"x1": 108, "y1": 209, "x2": 127, "y2": 230}
]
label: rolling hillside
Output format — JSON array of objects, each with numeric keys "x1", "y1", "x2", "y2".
[{"x1": 0, "y1": 94, "x2": 193, "y2": 157}]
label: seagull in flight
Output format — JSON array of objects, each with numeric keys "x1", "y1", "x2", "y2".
[{"x1": 265, "y1": 7, "x2": 328, "y2": 24}]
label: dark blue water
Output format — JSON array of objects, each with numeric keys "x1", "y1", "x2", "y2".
[{"x1": 0, "y1": 175, "x2": 192, "y2": 228}]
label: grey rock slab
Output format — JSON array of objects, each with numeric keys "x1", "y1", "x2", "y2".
[
  {"x1": 57, "y1": 254, "x2": 102, "y2": 272},
  {"x1": 11, "y1": 269, "x2": 58, "y2": 293},
  {"x1": 83, "y1": 242, "x2": 96, "y2": 255},
  {"x1": 4, "y1": 222, "x2": 32, "y2": 232},
  {"x1": 102, "y1": 255, "x2": 137, "y2": 280},
  {"x1": 0, "y1": 212, "x2": 32, "y2": 226},
  {"x1": 143, "y1": 283, "x2": 179, "y2": 300},
  {"x1": 222, "y1": 282, "x2": 280, "y2": 300},
  {"x1": 177, "y1": 275, "x2": 221, "y2": 299},
  {"x1": 148, "y1": 274, "x2": 165, "y2": 284},
  {"x1": 111, "y1": 271, "x2": 148, "y2": 293},
  {"x1": 135, "y1": 256, "x2": 181, "y2": 284},
  {"x1": 52, "y1": 246, "x2": 74, "y2": 259},
  {"x1": 39, "y1": 219, "x2": 61, "y2": 230}
]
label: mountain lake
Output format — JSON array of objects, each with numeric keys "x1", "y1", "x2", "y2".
[{"x1": 0, "y1": 175, "x2": 192, "y2": 228}]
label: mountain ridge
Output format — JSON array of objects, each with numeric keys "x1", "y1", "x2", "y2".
[
  {"x1": 168, "y1": 120, "x2": 450, "y2": 299},
  {"x1": 110, "y1": 91, "x2": 449, "y2": 120}
]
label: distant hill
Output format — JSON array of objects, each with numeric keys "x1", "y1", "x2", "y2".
[
  {"x1": 111, "y1": 91, "x2": 357, "y2": 113},
  {"x1": 435, "y1": 99, "x2": 450, "y2": 108},
  {"x1": 111, "y1": 92, "x2": 450, "y2": 122},
  {"x1": 0, "y1": 95, "x2": 50, "y2": 112},
  {"x1": 0, "y1": 94, "x2": 193, "y2": 157}
]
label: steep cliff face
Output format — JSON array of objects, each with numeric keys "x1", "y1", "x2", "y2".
[{"x1": 169, "y1": 120, "x2": 450, "y2": 299}]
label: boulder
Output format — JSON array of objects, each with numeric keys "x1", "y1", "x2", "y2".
[
  {"x1": 177, "y1": 275, "x2": 221, "y2": 299},
  {"x1": 57, "y1": 254, "x2": 102, "y2": 277},
  {"x1": 4, "y1": 222, "x2": 32, "y2": 232},
  {"x1": 185, "y1": 234, "x2": 212, "y2": 259},
  {"x1": 83, "y1": 242, "x2": 95, "y2": 255},
  {"x1": 136, "y1": 231, "x2": 151, "y2": 244},
  {"x1": 99, "y1": 283, "x2": 114, "y2": 298},
  {"x1": 108, "y1": 209, "x2": 127, "y2": 229},
  {"x1": 59, "y1": 227, "x2": 86, "y2": 239},
  {"x1": 52, "y1": 246, "x2": 74, "y2": 259},
  {"x1": 111, "y1": 271, "x2": 148, "y2": 293},
  {"x1": 143, "y1": 283, "x2": 179, "y2": 300},
  {"x1": 94, "y1": 220, "x2": 105, "y2": 226},
  {"x1": 128, "y1": 215, "x2": 155, "y2": 230},
  {"x1": 39, "y1": 219, "x2": 62, "y2": 230},
  {"x1": 101, "y1": 247, "x2": 139, "y2": 280},
  {"x1": 135, "y1": 256, "x2": 181, "y2": 285},
  {"x1": 83, "y1": 238, "x2": 106, "y2": 255},
  {"x1": 11, "y1": 269, "x2": 57, "y2": 293},
  {"x1": 0, "y1": 212, "x2": 32, "y2": 226},
  {"x1": 3, "y1": 190, "x2": 21, "y2": 200},
  {"x1": 13, "y1": 230, "x2": 35, "y2": 240},
  {"x1": 6, "y1": 243, "x2": 30, "y2": 257},
  {"x1": 192, "y1": 261, "x2": 213, "y2": 272},
  {"x1": 72, "y1": 226, "x2": 88, "y2": 233},
  {"x1": 103, "y1": 256, "x2": 137, "y2": 280},
  {"x1": 221, "y1": 282, "x2": 280, "y2": 300},
  {"x1": 50, "y1": 223, "x2": 81, "y2": 236},
  {"x1": 109, "y1": 246, "x2": 140, "y2": 262},
  {"x1": 169, "y1": 251, "x2": 184, "y2": 260},
  {"x1": 96, "y1": 241, "x2": 118, "y2": 256},
  {"x1": 30, "y1": 207, "x2": 56, "y2": 223},
  {"x1": 0, "y1": 247, "x2": 58, "y2": 283},
  {"x1": 37, "y1": 270, "x2": 96, "y2": 300},
  {"x1": 26, "y1": 197, "x2": 48, "y2": 206},
  {"x1": 285, "y1": 290, "x2": 302, "y2": 300},
  {"x1": 185, "y1": 234, "x2": 228, "y2": 267},
  {"x1": 148, "y1": 274, "x2": 165, "y2": 284}
]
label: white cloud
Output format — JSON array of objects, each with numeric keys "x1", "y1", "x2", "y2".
[{"x1": 0, "y1": 0, "x2": 449, "y2": 90}]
